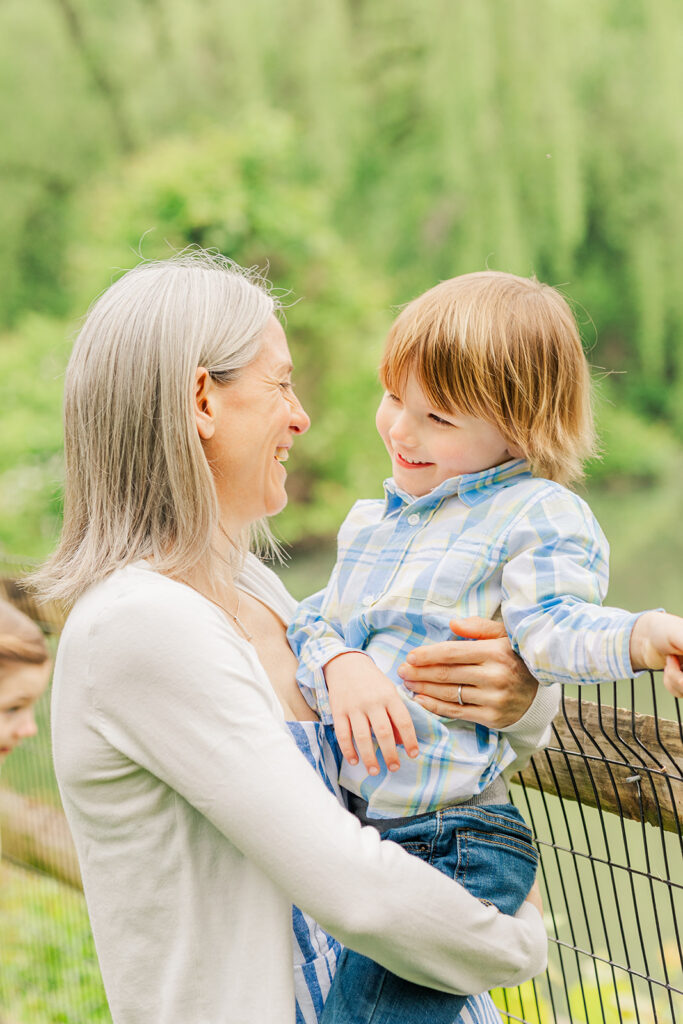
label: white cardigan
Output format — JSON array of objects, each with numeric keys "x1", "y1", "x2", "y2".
[{"x1": 52, "y1": 557, "x2": 549, "y2": 1023}]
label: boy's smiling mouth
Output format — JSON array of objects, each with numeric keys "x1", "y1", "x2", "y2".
[{"x1": 395, "y1": 451, "x2": 433, "y2": 468}]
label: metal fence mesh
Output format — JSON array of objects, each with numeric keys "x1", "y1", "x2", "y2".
[{"x1": 498, "y1": 680, "x2": 682, "y2": 1023}]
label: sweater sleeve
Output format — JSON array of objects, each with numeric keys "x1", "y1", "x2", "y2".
[
  {"x1": 500, "y1": 682, "x2": 561, "y2": 783},
  {"x1": 89, "y1": 584, "x2": 547, "y2": 996}
]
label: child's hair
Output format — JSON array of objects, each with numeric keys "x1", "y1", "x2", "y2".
[
  {"x1": 380, "y1": 271, "x2": 598, "y2": 486},
  {"x1": 0, "y1": 599, "x2": 50, "y2": 669}
]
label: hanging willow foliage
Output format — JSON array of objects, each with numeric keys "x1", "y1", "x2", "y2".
[{"x1": 0, "y1": 0, "x2": 682, "y2": 431}]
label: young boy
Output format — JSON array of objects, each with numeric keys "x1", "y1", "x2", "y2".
[{"x1": 288, "y1": 271, "x2": 683, "y2": 1024}]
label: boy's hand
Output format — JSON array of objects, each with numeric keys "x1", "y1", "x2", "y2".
[
  {"x1": 324, "y1": 652, "x2": 419, "y2": 775},
  {"x1": 630, "y1": 611, "x2": 683, "y2": 697}
]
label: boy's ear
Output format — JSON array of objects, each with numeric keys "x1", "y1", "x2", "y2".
[{"x1": 194, "y1": 367, "x2": 215, "y2": 440}]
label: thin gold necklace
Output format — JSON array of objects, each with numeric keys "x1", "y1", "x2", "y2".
[
  {"x1": 185, "y1": 583, "x2": 254, "y2": 643},
  {"x1": 229, "y1": 590, "x2": 254, "y2": 643}
]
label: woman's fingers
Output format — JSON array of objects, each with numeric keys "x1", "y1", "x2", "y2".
[
  {"x1": 525, "y1": 878, "x2": 544, "y2": 916},
  {"x1": 406, "y1": 679, "x2": 485, "y2": 705},
  {"x1": 449, "y1": 616, "x2": 508, "y2": 641},
  {"x1": 404, "y1": 639, "x2": 492, "y2": 668},
  {"x1": 413, "y1": 692, "x2": 499, "y2": 727}
]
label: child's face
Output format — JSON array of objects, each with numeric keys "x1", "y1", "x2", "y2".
[
  {"x1": 376, "y1": 375, "x2": 514, "y2": 497},
  {"x1": 0, "y1": 661, "x2": 50, "y2": 762}
]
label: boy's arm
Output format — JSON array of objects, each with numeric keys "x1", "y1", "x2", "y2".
[
  {"x1": 288, "y1": 568, "x2": 419, "y2": 768},
  {"x1": 287, "y1": 574, "x2": 362, "y2": 722},
  {"x1": 501, "y1": 487, "x2": 643, "y2": 686}
]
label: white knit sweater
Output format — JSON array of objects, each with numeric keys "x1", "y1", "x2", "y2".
[{"x1": 51, "y1": 556, "x2": 549, "y2": 1023}]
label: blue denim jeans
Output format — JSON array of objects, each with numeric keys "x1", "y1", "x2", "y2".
[{"x1": 320, "y1": 801, "x2": 538, "y2": 1024}]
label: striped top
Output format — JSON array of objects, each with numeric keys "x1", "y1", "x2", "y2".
[
  {"x1": 289, "y1": 459, "x2": 638, "y2": 818},
  {"x1": 287, "y1": 720, "x2": 503, "y2": 1024}
]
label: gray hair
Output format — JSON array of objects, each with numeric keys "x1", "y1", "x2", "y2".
[{"x1": 32, "y1": 251, "x2": 278, "y2": 606}]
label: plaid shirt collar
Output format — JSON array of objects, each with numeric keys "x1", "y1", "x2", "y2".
[{"x1": 382, "y1": 458, "x2": 533, "y2": 516}]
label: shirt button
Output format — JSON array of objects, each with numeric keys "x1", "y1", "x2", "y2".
[
  {"x1": 407, "y1": 513, "x2": 420, "y2": 525},
  {"x1": 362, "y1": 595, "x2": 373, "y2": 606}
]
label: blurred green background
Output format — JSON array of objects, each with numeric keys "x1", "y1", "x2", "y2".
[
  {"x1": 1, "y1": 0, "x2": 682, "y2": 615},
  {"x1": 1, "y1": 0, "x2": 682, "y2": 614}
]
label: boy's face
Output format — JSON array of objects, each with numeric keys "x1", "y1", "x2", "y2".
[
  {"x1": 0, "y1": 661, "x2": 50, "y2": 762},
  {"x1": 376, "y1": 375, "x2": 514, "y2": 497}
]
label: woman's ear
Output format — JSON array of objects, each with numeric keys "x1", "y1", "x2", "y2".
[{"x1": 194, "y1": 368, "x2": 216, "y2": 440}]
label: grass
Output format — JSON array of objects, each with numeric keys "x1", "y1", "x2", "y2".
[{"x1": 0, "y1": 861, "x2": 110, "y2": 1024}]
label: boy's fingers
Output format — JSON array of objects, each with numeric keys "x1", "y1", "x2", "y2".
[
  {"x1": 348, "y1": 712, "x2": 381, "y2": 776},
  {"x1": 333, "y1": 714, "x2": 359, "y2": 766},
  {"x1": 368, "y1": 711, "x2": 400, "y2": 771},
  {"x1": 663, "y1": 655, "x2": 683, "y2": 698},
  {"x1": 389, "y1": 702, "x2": 419, "y2": 757}
]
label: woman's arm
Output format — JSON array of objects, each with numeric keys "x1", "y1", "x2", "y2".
[{"x1": 93, "y1": 586, "x2": 547, "y2": 997}]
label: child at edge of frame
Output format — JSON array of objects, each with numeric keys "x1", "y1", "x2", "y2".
[
  {"x1": 287, "y1": 270, "x2": 683, "y2": 1024},
  {"x1": 0, "y1": 600, "x2": 51, "y2": 854}
]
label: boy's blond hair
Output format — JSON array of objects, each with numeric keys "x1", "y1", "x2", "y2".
[{"x1": 380, "y1": 271, "x2": 597, "y2": 486}]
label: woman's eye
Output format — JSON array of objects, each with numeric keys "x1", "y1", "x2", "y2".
[{"x1": 280, "y1": 380, "x2": 293, "y2": 391}]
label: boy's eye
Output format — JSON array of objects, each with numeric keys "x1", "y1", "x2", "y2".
[
  {"x1": 387, "y1": 393, "x2": 401, "y2": 403},
  {"x1": 429, "y1": 413, "x2": 455, "y2": 427}
]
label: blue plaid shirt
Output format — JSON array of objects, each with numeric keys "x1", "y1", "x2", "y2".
[{"x1": 288, "y1": 459, "x2": 638, "y2": 818}]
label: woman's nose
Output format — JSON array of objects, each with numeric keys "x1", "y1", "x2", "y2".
[{"x1": 290, "y1": 397, "x2": 311, "y2": 435}]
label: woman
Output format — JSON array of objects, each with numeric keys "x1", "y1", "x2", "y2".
[{"x1": 34, "y1": 253, "x2": 553, "y2": 1023}]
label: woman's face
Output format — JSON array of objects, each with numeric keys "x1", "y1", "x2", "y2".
[
  {"x1": 0, "y1": 661, "x2": 50, "y2": 762},
  {"x1": 198, "y1": 317, "x2": 310, "y2": 534}
]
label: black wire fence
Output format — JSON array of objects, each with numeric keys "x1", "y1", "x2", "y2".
[
  {"x1": 501, "y1": 680, "x2": 682, "y2": 1024},
  {"x1": 1, "y1": 556, "x2": 682, "y2": 1023}
]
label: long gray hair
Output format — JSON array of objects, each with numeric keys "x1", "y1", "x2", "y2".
[{"x1": 32, "y1": 251, "x2": 278, "y2": 606}]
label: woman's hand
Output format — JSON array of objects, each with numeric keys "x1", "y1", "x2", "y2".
[
  {"x1": 524, "y1": 879, "x2": 544, "y2": 917},
  {"x1": 397, "y1": 617, "x2": 538, "y2": 729}
]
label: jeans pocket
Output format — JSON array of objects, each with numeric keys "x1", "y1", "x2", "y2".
[{"x1": 454, "y1": 826, "x2": 538, "y2": 916}]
